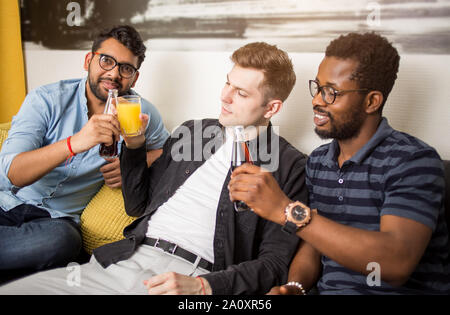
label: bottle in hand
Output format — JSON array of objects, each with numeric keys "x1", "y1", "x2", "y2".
[
  {"x1": 99, "y1": 89, "x2": 119, "y2": 158},
  {"x1": 231, "y1": 126, "x2": 253, "y2": 212}
]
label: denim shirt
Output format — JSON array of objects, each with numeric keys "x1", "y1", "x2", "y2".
[{"x1": 0, "y1": 78, "x2": 169, "y2": 223}]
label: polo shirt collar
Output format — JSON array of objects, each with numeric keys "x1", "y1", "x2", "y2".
[{"x1": 323, "y1": 117, "x2": 395, "y2": 167}]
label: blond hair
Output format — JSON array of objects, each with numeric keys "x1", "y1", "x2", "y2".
[{"x1": 231, "y1": 42, "x2": 296, "y2": 102}]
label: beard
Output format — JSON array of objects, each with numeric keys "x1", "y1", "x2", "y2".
[
  {"x1": 87, "y1": 68, "x2": 130, "y2": 102},
  {"x1": 314, "y1": 104, "x2": 366, "y2": 141}
]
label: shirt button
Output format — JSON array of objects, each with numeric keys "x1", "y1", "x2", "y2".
[
  {"x1": 338, "y1": 196, "x2": 344, "y2": 201},
  {"x1": 338, "y1": 178, "x2": 344, "y2": 184},
  {"x1": 185, "y1": 169, "x2": 190, "y2": 175}
]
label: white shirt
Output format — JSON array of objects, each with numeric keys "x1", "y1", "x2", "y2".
[{"x1": 146, "y1": 130, "x2": 233, "y2": 263}]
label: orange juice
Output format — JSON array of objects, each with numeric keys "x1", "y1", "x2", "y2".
[{"x1": 117, "y1": 101, "x2": 141, "y2": 136}]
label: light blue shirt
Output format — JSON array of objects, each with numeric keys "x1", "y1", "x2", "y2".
[{"x1": 0, "y1": 78, "x2": 169, "y2": 223}]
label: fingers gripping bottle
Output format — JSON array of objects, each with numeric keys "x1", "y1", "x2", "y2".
[
  {"x1": 231, "y1": 126, "x2": 254, "y2": 212},
  {"x1": 99, "y1": 89, "x2": 119, "y2": 158}
]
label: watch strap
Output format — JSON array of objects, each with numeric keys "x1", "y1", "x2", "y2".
[{"x1": 282, "y1": 220, "x2": 298, "y2": 235}]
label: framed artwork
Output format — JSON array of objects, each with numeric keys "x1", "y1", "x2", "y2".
[{"x1": 21, "y1": 0, "x2": 450, "y2": 54}]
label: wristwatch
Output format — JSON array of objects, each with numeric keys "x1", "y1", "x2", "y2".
[{"x1": 281, "y1": 201, "x2": 312, "y2": 235}]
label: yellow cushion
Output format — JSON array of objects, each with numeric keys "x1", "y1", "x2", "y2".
[
  {"x1": 80, "y1": 185, "x2": 137, "y2": 254},
  {"x1": 0, "y1": 122, "x2": 11, "y2": 150}
]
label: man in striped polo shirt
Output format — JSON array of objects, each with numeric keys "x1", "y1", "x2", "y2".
[{"x1": 229, "y1": 32, "x2": 449, "y2": 294}]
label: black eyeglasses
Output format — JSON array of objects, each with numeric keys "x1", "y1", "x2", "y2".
[
  {"x1": 93, "y1": 52, "x2": 138, "y2": 78},
  {"x1": 309, "y1": 80, "x2": 369, "y2": 105}
]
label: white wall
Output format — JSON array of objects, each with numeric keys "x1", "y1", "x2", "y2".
[{"x1": 24, "y1": 47, "x2": 450, "y2": 159}]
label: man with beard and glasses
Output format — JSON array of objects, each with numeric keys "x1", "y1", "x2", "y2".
[
  {"x1": 228, "y1": 32, "x2": 450, "y2": 294},
  {"x1": 0, "y1": 25, "x2": 169, "y2": 274}
]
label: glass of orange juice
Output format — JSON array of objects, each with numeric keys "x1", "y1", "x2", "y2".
[{"x1": 117, "y1": 95, "x2": 142, "y2": 137}]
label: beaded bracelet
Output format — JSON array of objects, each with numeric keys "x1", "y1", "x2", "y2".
[{"x1": 286, "y1": 281, "x2": 307, "y2": 295}]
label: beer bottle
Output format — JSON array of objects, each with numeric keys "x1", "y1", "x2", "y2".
[
  {"x1": 99, "y1": 89, "x2": 119, "y2": 158},
  {"x1": 231, "y1": 126, "x2": 253, "y2": 212}
]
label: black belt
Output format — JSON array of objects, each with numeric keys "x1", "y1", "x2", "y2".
[{"x1": 143, "y1": 237, "x2": 213, "y2": 272}]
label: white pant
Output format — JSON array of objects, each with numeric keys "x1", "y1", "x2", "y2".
[{"x1": 0, "y1": 245, "x2": 209, "y2": 295}]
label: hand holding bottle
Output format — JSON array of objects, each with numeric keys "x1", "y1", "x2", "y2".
[{"x1": 70, "y1": 113, "x2": 121, "y2": 155}]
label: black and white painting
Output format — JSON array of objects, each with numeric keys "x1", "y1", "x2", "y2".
[{"x1": 21, "y1": 0, "x2": 450, "y2": 53}]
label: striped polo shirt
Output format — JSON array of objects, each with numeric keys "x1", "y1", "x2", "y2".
[{"x1": 306, "y1": 118, "x2": 450, "y2": 294}]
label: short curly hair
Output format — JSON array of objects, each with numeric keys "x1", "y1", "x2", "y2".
[
  {"x1": 231, "y1": 42, "x2": 296, "y2": 103},
  {"x1": 325, "y1": 32, "x2": 400, "y2": 110},
  {"x1": 92, "y1": 25, "x2": 146, "y2": 69}
]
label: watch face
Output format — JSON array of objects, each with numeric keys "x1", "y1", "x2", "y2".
[{"x1": 291, "y1": 205, "x2": 307, "y2": 222}]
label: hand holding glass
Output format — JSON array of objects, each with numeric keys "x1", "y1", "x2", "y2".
[{"x1": 117, "y1": 95, "x2": 142, "y2": 137}]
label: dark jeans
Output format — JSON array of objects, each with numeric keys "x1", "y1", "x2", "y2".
[{"x1": 0, "y1": 204, "x2": 82, "y2": 271}]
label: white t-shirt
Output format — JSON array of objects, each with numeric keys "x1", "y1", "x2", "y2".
[{"x1": 146, "y1": 130, "x2": 233, "y2": 263}]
